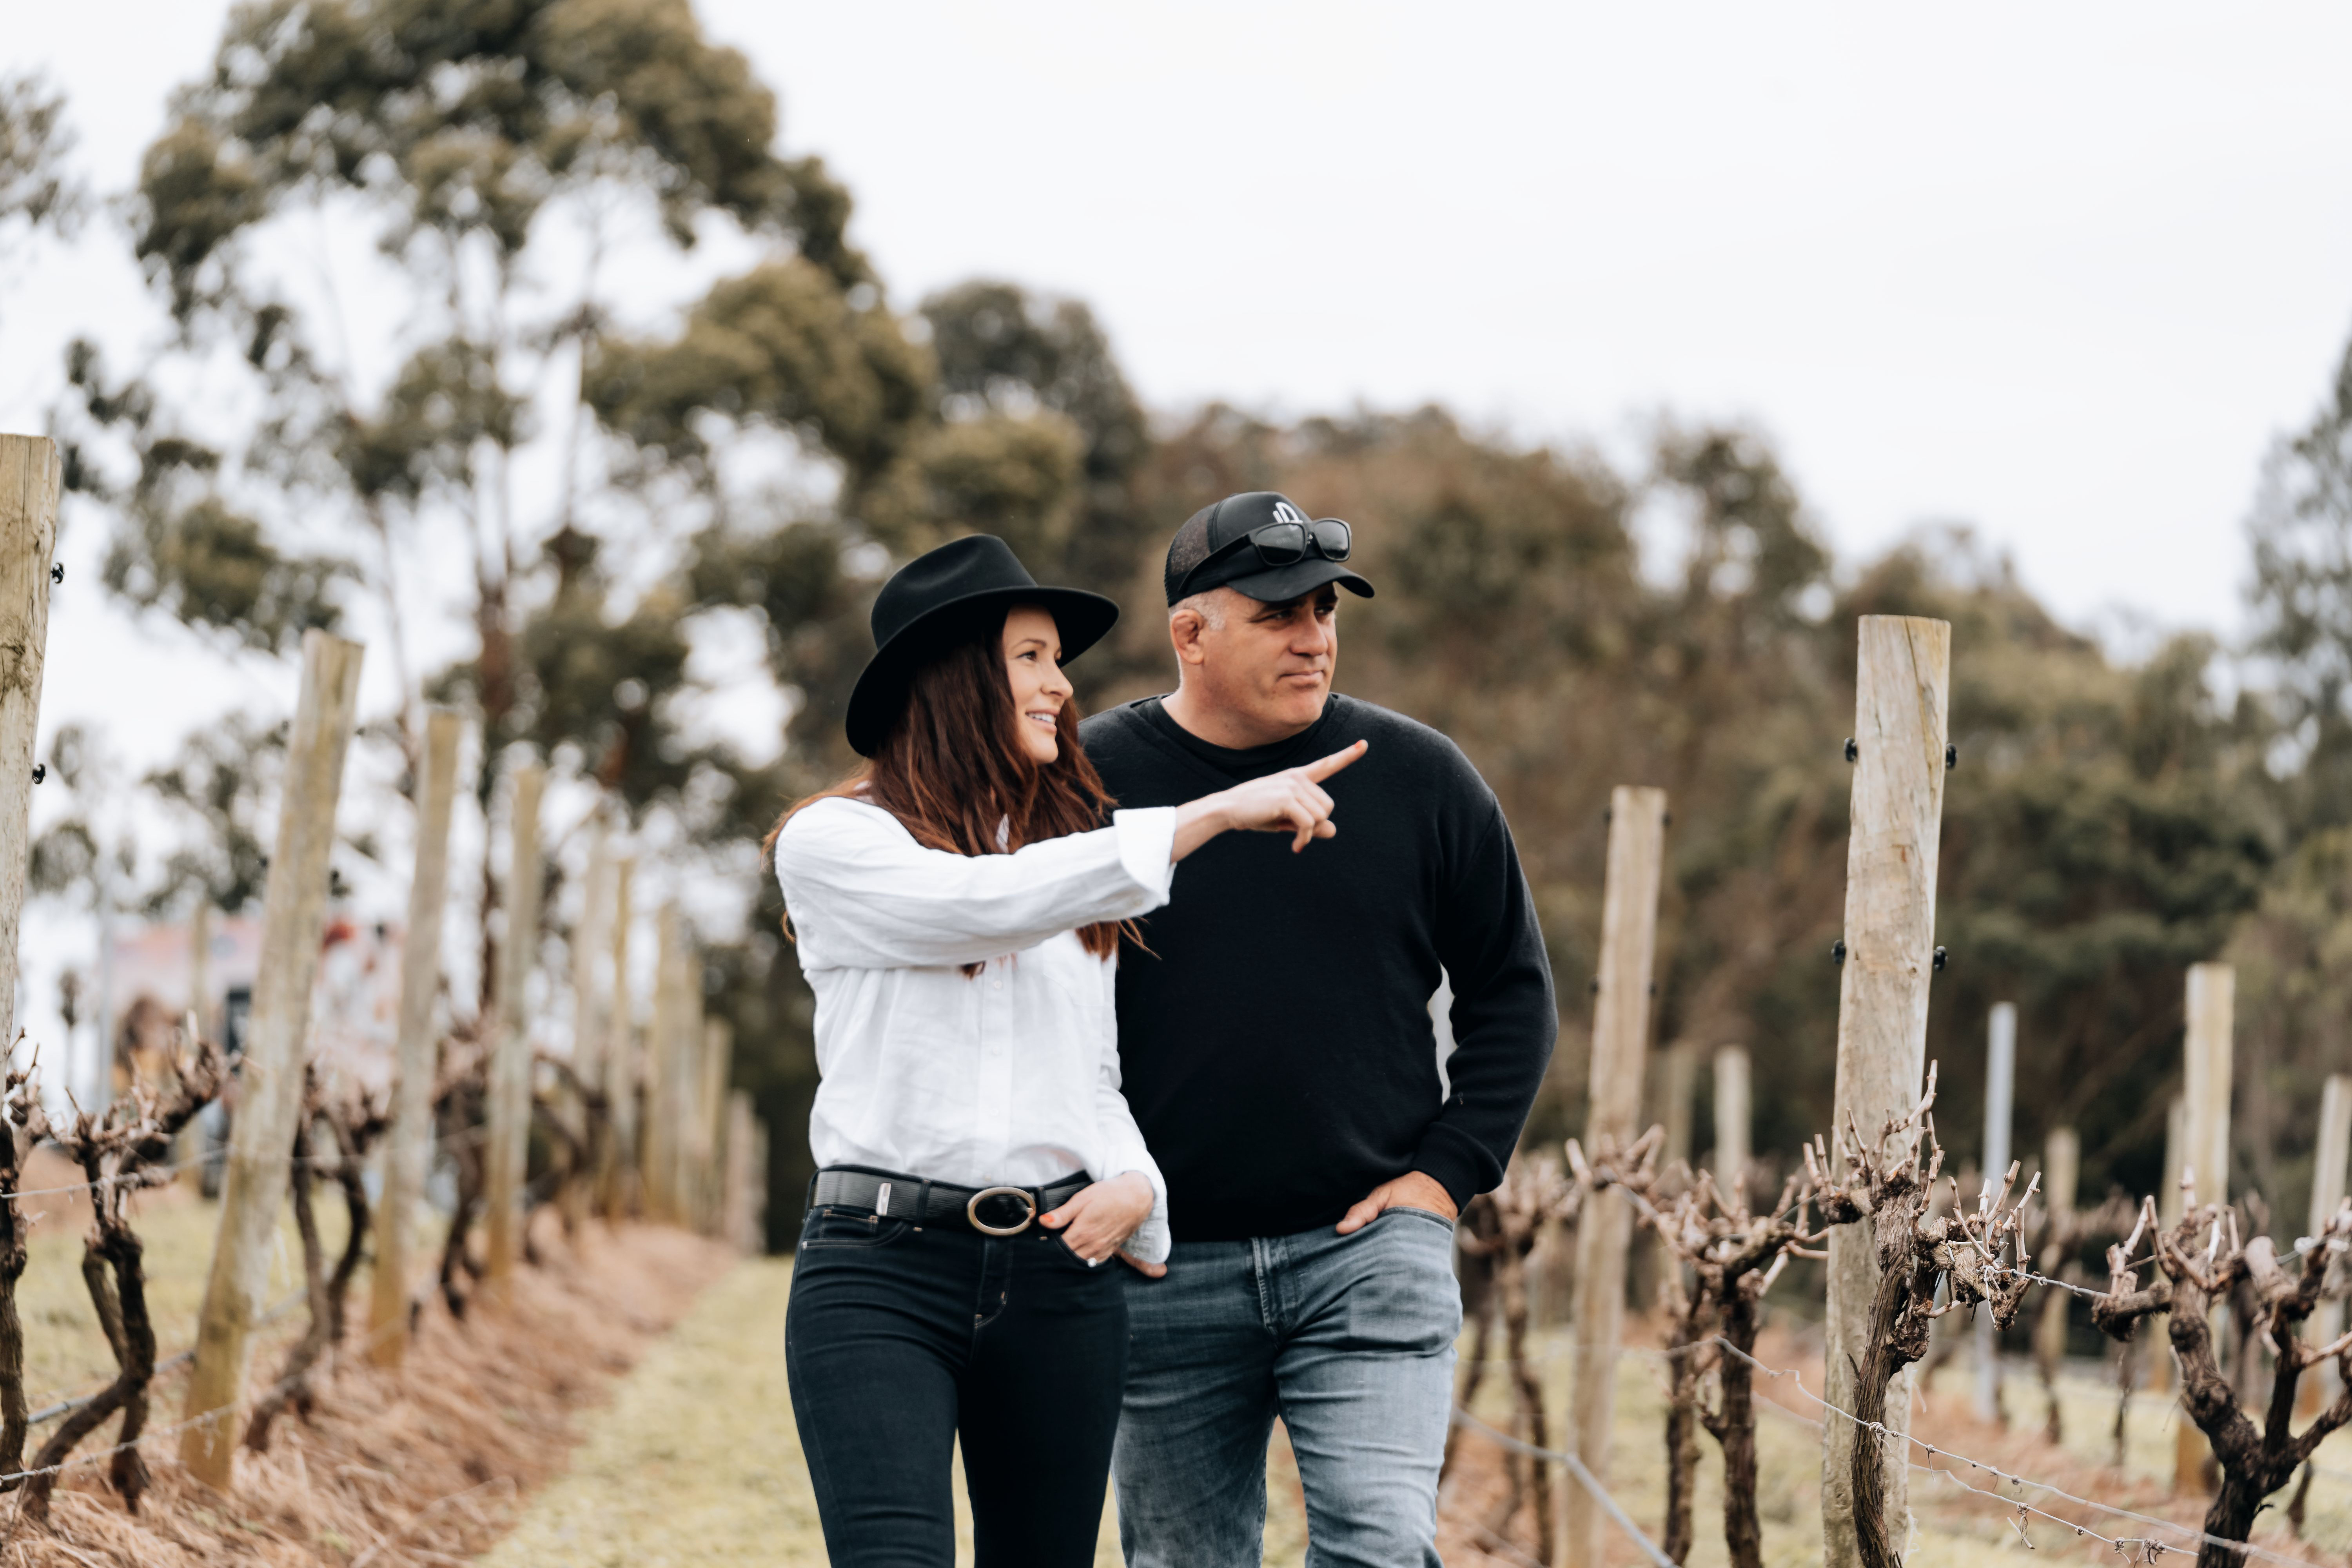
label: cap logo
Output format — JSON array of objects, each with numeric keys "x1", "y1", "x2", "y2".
[{"x1": 1269, "y1": 499, "x2": 1310, "y2": 528}]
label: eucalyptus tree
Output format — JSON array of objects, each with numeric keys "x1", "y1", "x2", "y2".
[
  {"x1": 2249, "y1": 330, "x2": 2352, "y2": 830},
  {"x1": 64, "y1": 0, "x2": 926, "y2": 1008},
  {"x1": 0, "y1": 70, "x2": 83, "y2": 286}
]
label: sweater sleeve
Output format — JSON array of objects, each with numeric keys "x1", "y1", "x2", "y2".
[
  {"x1": 1410, "y1": 799, "x2": 1559, "y2": 1210},
  {"x1": 1093, "y1": 1025, "x2": 1171, "y2": 1265},
  {"x1": 778, "y1": 799, "x2": 1178, "y2": 971}
]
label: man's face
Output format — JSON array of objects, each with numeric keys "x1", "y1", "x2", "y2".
[{"x1": 1187, "y1": 584, "x2": 1340, "y2": 737}]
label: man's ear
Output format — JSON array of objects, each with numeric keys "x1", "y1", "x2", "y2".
[{"x1": 1168, "y1": 609, "x2": 1209, "y2": 668}]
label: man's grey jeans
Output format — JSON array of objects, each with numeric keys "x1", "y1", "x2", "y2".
[{"x1": 1113, "y1": 1207, "x2": 1461, "y2": 1568}]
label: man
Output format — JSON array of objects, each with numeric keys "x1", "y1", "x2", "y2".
[{"x1": 1081, "y1": 491, "x2": 1558, "y2": 1567}]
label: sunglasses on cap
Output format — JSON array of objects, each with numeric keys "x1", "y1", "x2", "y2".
[{"x1": 1201, "y1": 514, "x2": 1353, "y2": 573}]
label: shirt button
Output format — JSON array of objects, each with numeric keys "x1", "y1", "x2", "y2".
[{"x1": 993, "y1": 980, "x2": 1003, "y2": 991}]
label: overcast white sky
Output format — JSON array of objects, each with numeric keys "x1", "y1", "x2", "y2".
[{"x1": 13, "y1": 2, "x2": 2352, "y2": 646}]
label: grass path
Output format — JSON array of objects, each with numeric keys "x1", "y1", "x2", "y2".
[{"x1": 479, "y1": 1258, "x2": 1315, "y2": 1567}]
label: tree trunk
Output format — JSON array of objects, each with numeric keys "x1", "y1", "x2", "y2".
[
  {"x1": 104, "y1": 1229, "x2": 157, "y2": 1509},
  {"x1": 246, "y1": 1122, "x2": 329, "y2": 1452},
  {"x1": 1849, "y1": 1205, "x2": 1933, "y2": 1568},
  {"x1": 1716, "y1": 1297, "x2": 1767, "y2": 1568},
  {"x1": 2198, "y1": 1474, "x2": 2264, "y2": 1568},
  {"x1": 1661, "y1": 1313, "x2": 1701, "y2": 1565},
  {"x1": 1501, "y1": 1261, "x2": 1555, "y2": 1564}
]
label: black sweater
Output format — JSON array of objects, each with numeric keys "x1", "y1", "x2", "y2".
[{"x1": 1081, "y1": 693, "x2": 1557, "y2": 1242}]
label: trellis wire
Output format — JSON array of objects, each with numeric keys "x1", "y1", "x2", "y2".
[{"x1": 1448, "y1": 1405, "x2": 1676, "y2": 1568}]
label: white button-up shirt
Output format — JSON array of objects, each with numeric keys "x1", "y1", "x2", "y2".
[{"x1": 774, "y1": 796, "x2": 1179, "y2": 1261}]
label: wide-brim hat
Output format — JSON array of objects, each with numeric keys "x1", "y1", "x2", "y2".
[{"x1": 846, "y1": 534, "x2": 1120, "y2": 757}]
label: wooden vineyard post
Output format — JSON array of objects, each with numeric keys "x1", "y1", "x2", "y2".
[
  {"x1": 564, "y1": 813, "x2": 609, "y2": 1232},
  {"x1": 601, "y1": 856, "x2": 635, "y2": 1218},
  {"x1": 369, "y1": 708, "x2": 461, "y2": 1366},
  {"x1": 1639, "y1": 1041, "x2": 1698, "y2": 1309},
  {"x1": 1713, "y1": 1045, "x2": 1751, "y2": 1194},
  {"x1": 485, "y1": 762, "x2": 545, "y2": 1285},
  {"x1": 1974, "y1": 1001, "x2": 2016, "y2": 1424},
  {"x1": 1659, "y1": 1042, "x2": 1696, "y2": 1168},
  {"x1": 667, "y1": 974, "x2": 701, "y2": 1227},
  {"x1": 643, "y1": 906, "x2": 681, "y2": 1223},
  {"x1": 0, "y1": 437, "x2": 57, "y2": 1064},
  {"x1": 2032, "y1": 1127, "x2": 2079, "y2": 1410},
  {"x1": 723, "y1": 1090, "x2": 760, "y2": 1251},
  {"x1": 1820, "y1": 615, "x2": 1951, "y2": 1568},
  {"x1": 2175, "y1": 961, "x2": 2233, "y2": 1494},
  {"x1": 1564, "y1": 784, "x2": 1667, "y2": 1568},
  {"x1": 698, "y1": 1017, "x2": 733, "y2": 1233},
  {"x1": 180, "y1": 630, "x2": 363, "y2": 1488},
  {"x1": 2302, "y1": 1075, "x2": 2352, "y2": 1416}
]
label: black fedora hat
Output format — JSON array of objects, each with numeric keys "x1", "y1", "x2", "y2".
[{"x1": 845, "y1": 535, "x2": 1120, "y2": 757}]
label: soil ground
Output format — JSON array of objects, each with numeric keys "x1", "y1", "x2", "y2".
[{"x1": 0, "y1": 1183, "x2": 731, "y2": 1568}]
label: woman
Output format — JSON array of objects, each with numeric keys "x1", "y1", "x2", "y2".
[{"x1": 773, "y1": 534, "x2": 1363, "y2": 1568}]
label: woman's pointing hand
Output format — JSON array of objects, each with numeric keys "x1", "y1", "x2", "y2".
[{"x1": 1172, "y1": 740, "x2": 1368, "y2": 861}]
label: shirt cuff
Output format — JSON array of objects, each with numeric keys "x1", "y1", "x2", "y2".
[
  {"x1": 1111, "y1": 806, "x2": 1179, "y2": 905},
  {"x1": 1100, "y1": 1151, "x2": 1171, "y2": 1265}
]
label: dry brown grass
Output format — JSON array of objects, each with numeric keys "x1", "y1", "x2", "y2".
[{"x1": 0, "y1": 1213, "x2": 732, "y2": 1567}]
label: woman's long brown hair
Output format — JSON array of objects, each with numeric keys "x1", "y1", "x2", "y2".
[{"x1": 766, "y1": 604, "x2": 1127, "y2": 962}]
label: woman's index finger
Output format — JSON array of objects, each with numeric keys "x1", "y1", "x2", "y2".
[{"x1": 1302, "y1": 739, "x2": 1368, "y2": 782}]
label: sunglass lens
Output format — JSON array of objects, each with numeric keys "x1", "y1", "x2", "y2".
[
  {"x1": 1312, "y1": 519, "x2": 1352, "y2": 561},
  {"x1": 1253, "y1": 522, "x2": 1307, "y2": 565}
]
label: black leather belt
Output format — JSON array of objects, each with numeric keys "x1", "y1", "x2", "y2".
[{"x1": 809, "y1": 1166, "x2": 1093, "y2": 1236}]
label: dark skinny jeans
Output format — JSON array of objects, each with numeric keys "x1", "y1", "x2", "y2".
[{"x1": 786, "y1": 1201, "x2": 1128, "y2": 1567}]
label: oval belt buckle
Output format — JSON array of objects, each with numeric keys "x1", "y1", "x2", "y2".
[{"x1": 967, "y1": 1185, "x2": 1037, "y2": 1236}]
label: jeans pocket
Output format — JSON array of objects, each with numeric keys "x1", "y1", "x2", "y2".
[
  {"x1": 799, "y1": 1207, "x2": 913, "y2": 1249},
  {"x1": 1379, "y1": 1205, "x2": 1457, "y2": 1233}
]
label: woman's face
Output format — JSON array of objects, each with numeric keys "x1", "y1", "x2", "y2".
[{"x1": 1002, "y1": 604, "x2": 1073, "y2": 765}]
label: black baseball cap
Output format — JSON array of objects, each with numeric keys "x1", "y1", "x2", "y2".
[{"x1": 1163, "y1": 491, "x2": 1376, "y2": 606}]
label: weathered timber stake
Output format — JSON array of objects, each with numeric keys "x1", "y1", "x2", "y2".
[
  {"x1": 180, "y1": 628, "x2": 363, "y2": 1489},
  {"x1": 1975, "y1": 1001, "x2": 2017, "y2": 1424},
  {"x1": 1660, "y1": 1042, "x2": 1696, "y2": 1169},
  {"x1": 486, "y1": 761, "x2": 545, "y2": 1284},
  {"x1": 0, "y1": 436, "x2": 58, "y2": 1050},
  {"x1": 2035, "y1": 1126, "x2": 2080, "y2": 1441},
  {"x1": 643, "y1": 906, "x2": 682, "y2": 1222},
  {"x1": 1821, "y1": 614, "x2": 1950, "y2": 1568},
  {"x1": 2302, "y1": 1075, "x2": 2352, "y2": 1415},
  {"x1": 1714, "y1": 1045, "x2": 1751, "y2": 1195},
  {"x1": 601, "y1": 855, "x2": 636, "y2": 1218},
  {"x1": 723, "y1": 1090, "x2": 760, "y2": 1252},
  {"x1": 370, "y1": 708, "x2": 461, "y2": 1366},
  {"x1": 2176, "y1": 960, "x2": 2234, "y2": 1494},
  {"x1": 1564, "y1": 784, "x2": 1666, "y2": 1568},
  {"x1": 698, "y1": 1017, "x2": 733, "y2": 1233},
  {"x1": 1639, "y1": 1041, "x2": 1699, "y2": 1310},
  {"x1": 667, "y1": 967, "x2": 701, "y2": 1226},
  {"x1": 564, "y1": 812, "x2": 609, "y2": 1232}
]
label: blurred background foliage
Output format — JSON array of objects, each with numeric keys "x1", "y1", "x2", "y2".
[{"x1": 8, "y1": 0, "x2": 2352, "y2": 1250}]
